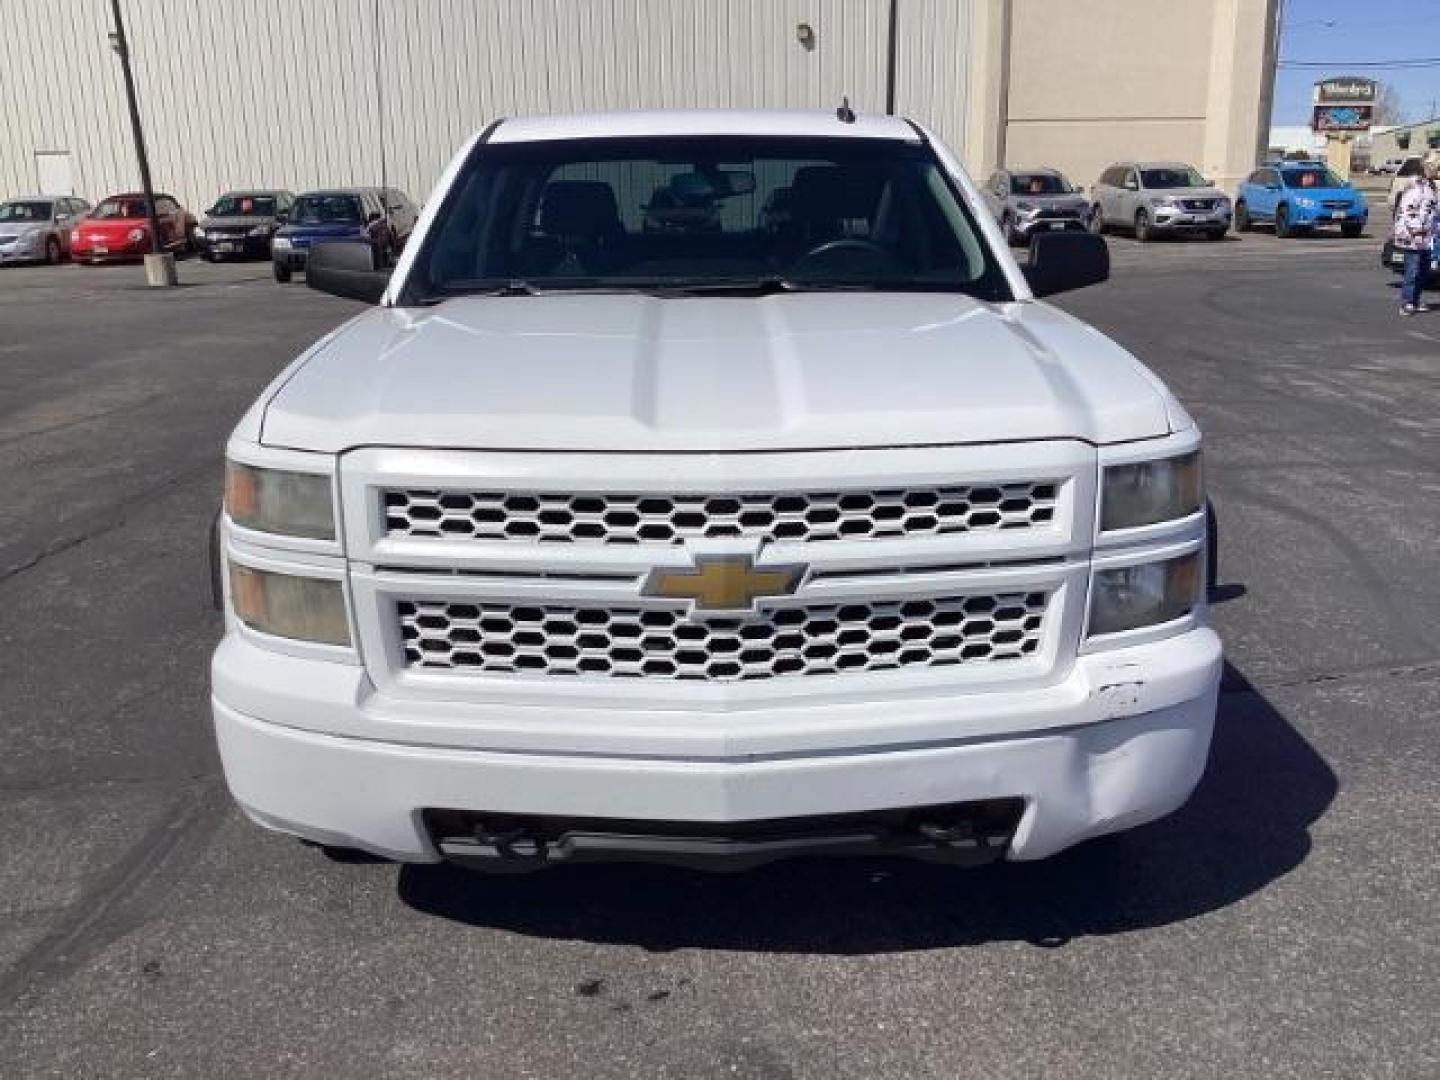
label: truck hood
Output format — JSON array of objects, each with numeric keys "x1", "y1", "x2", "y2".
[{"x1": 260, "y1": 292, "x2": 1178, "y2": 453}]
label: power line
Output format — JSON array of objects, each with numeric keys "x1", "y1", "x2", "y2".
[{"x1": 1279, "y1": 57, "x2": 1440, "y2": 69}]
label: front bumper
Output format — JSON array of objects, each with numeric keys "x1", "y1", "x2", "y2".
[
  {"x1": 1151, "y1": 206, "x2": 1231, "y2": 231},
  {"x1": 1289, "y1": 206, "x2": 1366, "y2": 228},
  {"x1": 200, "y1": 234, "x2": 271, "y2": 259},
  {"x1": 72, "y1": 239, "x2": 149, "y2": 262},
  {"x1": 0, "y1": 240, "x2": 42, "y2": 263},
  {"x1": 212, "y1": 625, "x2": 1222, "y2": 866},
  {"x1": 1015, "y1": 216, "x2": 1087, "y2": 239}
]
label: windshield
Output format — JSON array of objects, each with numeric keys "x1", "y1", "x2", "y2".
[
  {"x1": 1011, "y1": 172, "x2": 1073, "y2": 195},
  {"x1": 405, "y1": 136, "x2": 1010, "y2": 303},
  {"x1": 211, "y1": 194, "x2": 278, "y2": 217},
  {"x1": 92, "y1": 197, "x2": 150, "y2": 219},
  {"x1": 1140, "y1": 166, "x2": 1207, "y2": 189},
  {"x1": 1282, "y1": 168, "x2": 1345, "y2": 189},
  {"x1": 289, "y1": 195, "x2": 363, "y2": 225},
  {"x1": 0, "y1": 201, "x2": 52, "y2": 222}
]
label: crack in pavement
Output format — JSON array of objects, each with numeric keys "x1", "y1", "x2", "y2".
[
  {"x1": 0, "y1": 456, "x2": 219, "y2": 588},
  {"x1": 0, "y1": 392, "x2": 166, "y2": 449},
  {"x1": 0, "y1": 780, "x2": 229, "y2": 1010}
]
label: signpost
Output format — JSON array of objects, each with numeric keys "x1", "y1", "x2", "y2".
[
  {"x1": 1311, "y1": 77, "x2": 1377, "y2": 180},
  {"x1": 108, "y1": 0, "x2": 175, "y2": 286}
]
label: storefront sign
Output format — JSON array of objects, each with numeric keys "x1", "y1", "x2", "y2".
[
  {"x1": 1312, "y1": 104, "x2": 1373, "y2": 132},
  {"x1": 1313, "y1": 77, "x2": 1378, "y2": 105}
]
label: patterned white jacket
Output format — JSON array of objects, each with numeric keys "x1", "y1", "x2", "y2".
[{"x1": 1392, "y1": 176, "x2": 1438, "y2": 251}]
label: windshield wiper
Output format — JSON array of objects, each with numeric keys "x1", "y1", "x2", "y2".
[{"x1": 418, "y1": 276, "x2": 966, "y2": 305}]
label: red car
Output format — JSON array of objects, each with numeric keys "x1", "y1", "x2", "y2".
[{"x1": 69, "y1": 191, "x2": 196, "y2": 263}]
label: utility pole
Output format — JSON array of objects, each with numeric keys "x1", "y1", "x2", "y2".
[
  {"x1": 108, "y1": 0, "x2": 172, "y2": 283},
  {"x1": 884, "y1": 0, "x2": 898, "y2": 115}
]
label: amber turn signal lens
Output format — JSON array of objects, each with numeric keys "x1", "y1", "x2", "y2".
[{"x1": 228, "y1": 564, "x2": 351, "y2": 646}]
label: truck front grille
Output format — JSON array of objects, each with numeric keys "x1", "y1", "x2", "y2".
[
  {"x1": 398, "y1": 591, "x2": 1047, "y2": 682},
  {"x1": 383, "y1": 483, "x2": 1059, "y2": 546}
]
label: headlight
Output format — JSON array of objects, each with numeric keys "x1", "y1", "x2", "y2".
[
  {"x1": 1089, "y1": 552, "x2": 1201, "y2": 636},
  {"x1": 71, "y1": 230, "x2": 81, "y2": 243},
  {"x1": 1295, "y1": 197, "x2": 1316, "y2": 208},
  {"x1": 127, "y1": 227, "x2": 146, "y2": 242},
  {"x1": 194, "y1": 226, "x2": 207, "y2": 239},
  {"x1": 272, "y1": 236, "x2": 292, "y2": 249},
  {"x1": 224, "y1": 461, "x2": 335, "y2": 539},
  {"x1": 229, "y1": 564, "x2": 350, "y2": 645},
  {"x1": 1152, "y1": 196, "x2": 1177, "y2": 207},
  {"x1": 1014, "y1": 201, "x2": 1036, "y2": 212},
  {"x1": 1101, "y1": 450, "x2": 1202, "y2": 531},
  {"x1": 248, "y1": 224, "x2": 271, "y2": 237}
]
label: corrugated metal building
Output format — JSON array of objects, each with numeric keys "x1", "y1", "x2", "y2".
[{"x1": 1, "y1": 0, "x2": 1276, "y2": 209}]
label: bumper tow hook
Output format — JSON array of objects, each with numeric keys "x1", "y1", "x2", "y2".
[
  {"x1": 475, "y1": 824, "x2": 550, "y2": 867},
  {"x1": 916, "y1": 820, "x2": 986, "y2": 851}
]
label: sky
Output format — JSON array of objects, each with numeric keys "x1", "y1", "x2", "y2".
[{"x1": 1273, "y1": 0, "x2": 1440, "y2": 125}]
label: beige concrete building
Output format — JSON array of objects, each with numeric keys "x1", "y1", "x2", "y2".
[
  {"x1": 1, "y1": 0, "x2": 1278, "y2": 210},
  {"x1": 1368, "y1": 119, "x2": 1440, "y2": 166}
]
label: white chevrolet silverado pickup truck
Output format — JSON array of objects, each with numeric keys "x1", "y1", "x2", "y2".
[{"x1": 213, "y1": 109, "x2": 1221, "y2": 872}]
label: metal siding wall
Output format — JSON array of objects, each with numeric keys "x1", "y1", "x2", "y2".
[
  {"x1": 896, "y1": 0, "x2": 971, "y2": 153},
  {"x1": 0, "y1": 1, "x2": 973, "y2": 211}
]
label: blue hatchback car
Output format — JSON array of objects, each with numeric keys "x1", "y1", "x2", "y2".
[{"x1": 1235, "y1": 163, "x2": 1368, "y2": 238}]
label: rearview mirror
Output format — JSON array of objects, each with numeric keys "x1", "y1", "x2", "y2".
[
  {"x1": 306, "y1": 241, "x2": 389, "y2": 304},
  {"x1": 1023, "y1": 231, "x2": 1109, "y2": 298}
]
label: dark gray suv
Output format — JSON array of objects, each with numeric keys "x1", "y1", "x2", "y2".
[{"x1": 980, "y1": 168, "x2": 1090, "y2": 245}]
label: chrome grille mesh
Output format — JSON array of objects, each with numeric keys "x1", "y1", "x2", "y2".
[
  {"x1": 398, "y1": 592, "x2": 1047, "y2": 681},
  {"x1": 383, "y1": 483, "x2": 1059, "y2": 545}
]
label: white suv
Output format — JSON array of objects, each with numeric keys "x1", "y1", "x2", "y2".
[{"x1": 213, "y1": 110, "x2": 1221, "y2": 872}]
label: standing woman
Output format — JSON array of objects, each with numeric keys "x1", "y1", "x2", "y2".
[{"x1": 1393, "y1": 153, "x2": 1439, "y2": 315}]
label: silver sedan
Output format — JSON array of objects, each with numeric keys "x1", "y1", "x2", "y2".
[{"x1": 0, "y1": 195, "x2": 91, "y2": 264}]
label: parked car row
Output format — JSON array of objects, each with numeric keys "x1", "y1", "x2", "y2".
[
  {"x1": 980, "y1": 157, "x2": 1375, "y2": 244},
  {"x1": 983, "y1": 161, "x2": 1234, "y2": 243},
  {"x1": 3, "y1": 154, "x2": 1376, "y2": 280},
  {"x1": 0, "y1": 183, "x2": 419, "y2": 280}
]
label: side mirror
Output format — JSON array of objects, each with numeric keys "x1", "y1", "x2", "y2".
[
  {"x1": 1023, "y1": 231, "x2": 1110, "y2": 299},
  {"x1": 306, "y1": 241, "x2": 389, "y2": 304},
  {"x1": 275, "y1": 210, "x2": 288, "y2": 223},
  {"x1": 367, "y1": 211, "x2": 383, "y2": 224}
]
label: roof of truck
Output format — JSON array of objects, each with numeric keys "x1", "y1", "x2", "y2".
[{"x1": 489, "y1": 108, "x2": 921, "y2": 144}]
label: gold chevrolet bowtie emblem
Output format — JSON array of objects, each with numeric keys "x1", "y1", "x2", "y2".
[{"x1": 643, "y1": 555, "x2": 805, "y2": 612}]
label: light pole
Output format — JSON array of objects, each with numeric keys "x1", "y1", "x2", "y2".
[
  {"x1": 108, "y1": 0, "x2": 174, "y2": 284},
  {"x1": 884, "y1": 0, "x2": 898, "y2": 115}
]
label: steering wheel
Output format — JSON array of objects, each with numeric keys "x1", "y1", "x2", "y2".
[{"x1": 789, "y1": 237, "x2": 902, "y2": 278}]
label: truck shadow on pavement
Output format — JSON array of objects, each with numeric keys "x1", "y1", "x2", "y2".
[{"x1": 398, "y1": 663, "x2": 1336, "y2": 953}]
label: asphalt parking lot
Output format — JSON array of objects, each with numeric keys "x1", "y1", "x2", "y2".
[{"x1": 1, "y1": 230, "x2": 1437, "y2": 1079}]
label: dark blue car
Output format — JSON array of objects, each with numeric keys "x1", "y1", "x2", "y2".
[
  {"x1": 272, "y1": 186, "x2": 418, "y2": 282},
  {"x1": 1234, "y1": 163, "x2": 1368, "y2": 238}
]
